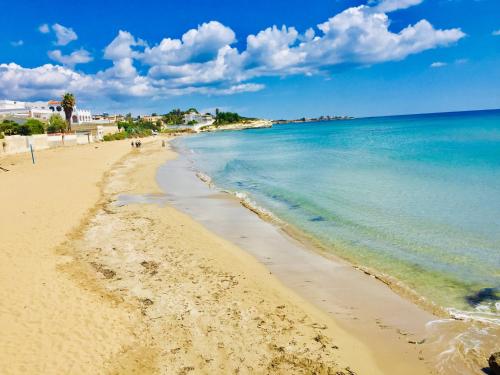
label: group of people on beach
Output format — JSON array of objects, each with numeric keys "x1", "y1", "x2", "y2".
[{"x1": 131, "y1": 139, "x2": 142, "y2": 148}]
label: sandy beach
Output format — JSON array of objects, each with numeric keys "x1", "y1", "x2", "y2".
[{"x1": 1, "y1": 138, "x2": 394, "y2": 374}]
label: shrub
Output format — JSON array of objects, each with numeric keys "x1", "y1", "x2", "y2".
[
  {"x1": 17, "y1": 124, "x2": 32, "y2": 135},
  {"x1": 25, "y1": 119, "x2": 46, "y2": 135},
  {"x1": 47, "y1": 114, "x2": 66, "y2": 133},
  {"x1": 214, "y1": 111, "x2": 245, "y2": 126},
  {"x1": 103, "y1": 132, "x2": 127, "y2": 141},
  {"x1": 0, "y1": 120, "x2": 19, "y2": 135}
]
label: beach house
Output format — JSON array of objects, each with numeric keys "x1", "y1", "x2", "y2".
[
  {"x1": 183, "y1": 110, "x2": 214, "y2": 126},
  {"x1": 0, "y1": 99, "x2": 93, "y2": 124}
]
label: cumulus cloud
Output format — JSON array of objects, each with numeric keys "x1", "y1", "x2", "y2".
[
  {"x1": 1, "y1": 1, "x2": 465, "y2": 103},
  {"x1": 38, "y1": 23, "x2": 50, "y2": 33},
  {"x1": 430, "y1": 61, "x2": 447, "y2": 68},
  {"x1": 52, "y1": 23, "x2": 78, "y2": 46},
  {"x1": 104, "y1": 30, "x2": 144, "y2": 60},
  {"x1": 142, "y1": 21, "x2": 236, "y2": 65},
  {"x1": 492, "y1": 30, "x2": 500, "y2": 36},
  {"x1": 11, "y1": 40, "x2": 24, "y2": 47},
  {"x1": 0, "y1": 63, "x2": 97, "y2": 99},
  {"x1": 48, "y1": 49, "x2": 93, "y2": 67}
]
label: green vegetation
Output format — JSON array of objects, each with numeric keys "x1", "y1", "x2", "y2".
[
  {"x1": 118, "y1": 118, "x2": 160, "y2": 135},
  {"x1": 47, "y1": 114, "x2": 66, "y2": 133},
  {"x1": 100, "y1": 117, "x2": 163, "y2": 141},
  {"x1": 0, "y1": 120, "x2": 19, "y2": 136},
  {"x1": 187, "y1": 120, "x2": 197, "y2": 125},
  {"x1": 61, "y1": 92, "x2": 75, "y2": 131},
  {"x1": 103, "y1": 132, "x2": 127, "y2": 141},
  {"x1": 162, "y1": 109, "x2": 184, "y2": 125},
  {"x1": 23, "y1": 119, "x2": 45, "y2": 135},
  {"x1": 214, "y1": 111, "x2": 247, "y2": 126},
  {"x1": 161, "y1": 108, "x2": 202, "y2": 125},
  {"x1": 0, "y1": 119, "x2": 45, "y2": 136}
]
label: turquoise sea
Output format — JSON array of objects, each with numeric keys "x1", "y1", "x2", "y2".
[{"x1": 175, "y1": 110, "x2": 500, "y2": 319}]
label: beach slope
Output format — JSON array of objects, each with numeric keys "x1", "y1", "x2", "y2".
[{"x1": 1, "y1": 139, "x2": 385, "y2": 374}]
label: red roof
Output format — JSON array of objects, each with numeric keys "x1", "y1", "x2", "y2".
[{"x1": 48, "y1": 100, "x2": 60, "y2": 105}]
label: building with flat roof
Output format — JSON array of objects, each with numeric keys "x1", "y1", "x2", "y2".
[
  {"x1": 0, "y1": 99, "x2": 93, "y2": 124},
  {"x1": 183, "y1": 110, "x2": 214, "y2": 126}
]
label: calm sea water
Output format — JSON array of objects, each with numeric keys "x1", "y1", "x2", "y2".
[{"x1": 176, "y1": 110, "x2": 500, "y2": 318}]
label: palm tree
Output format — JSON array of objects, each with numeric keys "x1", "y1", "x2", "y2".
[{"x1": 61, "y1": 93, "x2": 76, "y2": 132}]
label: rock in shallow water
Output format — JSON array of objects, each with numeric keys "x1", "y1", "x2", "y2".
[{"x1": 489, "y1": 352, "x2": 500, "y2": 375}]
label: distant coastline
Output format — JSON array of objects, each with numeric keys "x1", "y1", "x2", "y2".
[{"x1": 272, "y1": 115, "x2": 354, "y2": 125}]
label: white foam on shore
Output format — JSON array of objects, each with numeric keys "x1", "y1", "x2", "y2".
[
  {"x1": 165, "y1": 143, "x2": 500, "y2": 374},
  {"x1": 192, "y1": 165, "x2": 500, "y2": 328},
  {"x1": 192, "y1": 169, "x2": 284, "y2": 225}
]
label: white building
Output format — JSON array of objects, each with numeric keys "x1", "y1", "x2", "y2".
[
  {"x1": 183, "y1": 110, "x2": 214, "y2": 126},
  {"x1": 0, "y1": 99, "x2": 93, "y2": 124}
]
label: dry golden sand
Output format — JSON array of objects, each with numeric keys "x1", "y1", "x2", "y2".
[
  {"x1": 1, "y1": 138, "x2": 384, "y2": 374},
  {"x1": 0, "y1": 141, "x2": 138, "y2": 374}
]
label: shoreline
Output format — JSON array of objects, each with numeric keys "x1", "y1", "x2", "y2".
[
  {"x1": 195, "y1": 166, "x2": 448, "y2": 318},
  {"x1": 1, "y1": 137, "x2": 390, "y2": 374},
  {"x1": 165, "y1": 137, "x2": 499, "y2": 374},
  {"x1": 2, "y1": 136, "x2": 495, "y2": 373},
  {"x1": 159, "y1": 141, "x2": 437, "y2": 374}
]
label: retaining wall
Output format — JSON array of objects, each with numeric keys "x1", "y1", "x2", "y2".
[{"x1": 1, "y1": 132, "x2": 95, "y2": 156}]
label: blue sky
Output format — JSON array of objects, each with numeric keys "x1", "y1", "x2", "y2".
[{"x1": 0, "y1": 0, "x2": 499, "y2": 118}]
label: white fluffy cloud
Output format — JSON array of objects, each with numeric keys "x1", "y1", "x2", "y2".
[
  {"x1": 48, "y1": 49, "x2": 93, "y2": 67},
  {"x1": 11, "y1": 40, "x2": 24, "y2": 47},
  {"x1": 142, "y1": 21, "x2": 236, "y2": 66},
  {"x1": 104, "y1": 30, "x2": 144, "y2": 60},
  {"x1": 0, "y1": 63, "x2": 97, "y2": 99},
  {"x1": 39, "y1": 23, "x2": 78, "y2": 45},
  {"x1": 52, "y1": 23, "x2": 78, "y2": 46},
  {"x1": 1, "y1": 1, "x2": 465, "y2": 103},
  {"x1": 492, "y1": 30, "x2": 500, "y2": 36}
]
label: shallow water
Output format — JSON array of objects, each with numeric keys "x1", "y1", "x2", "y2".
[{"x1": 175, "y1": 110, "x2": 500, "y2": 320}]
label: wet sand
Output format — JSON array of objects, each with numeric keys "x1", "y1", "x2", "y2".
[
  {"x1": 2, "y1": 136, "x2": 494, "y2": 374},
  {"x1": 160, "y1": 141, "x2": 499, "y2": 374},
  {"x1": 1, "y1": 137, "x2": 389, "y2": 374}
]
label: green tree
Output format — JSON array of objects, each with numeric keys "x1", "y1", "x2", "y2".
[
  {"x1": 25, "y1": 119, "x2": 45, "y2": 134},
  {"x1": 0, "y1": 120, "x2": 18, "y2": 136},
  {"x1": 162, "y1": 109, "x2": 184, "y2": 125},
  {"x1": 214, "y1": 111, "x2": 244, "y2": 126},
  {"x1": 47, "y1": 114, "x2": 66, "y2": 133},
  {"x1": 12, "y1": 119, "x2": 45, "y2": 136},
  {"x1": 61, "y1": 93, "x2": 76, "y2": 132}
]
